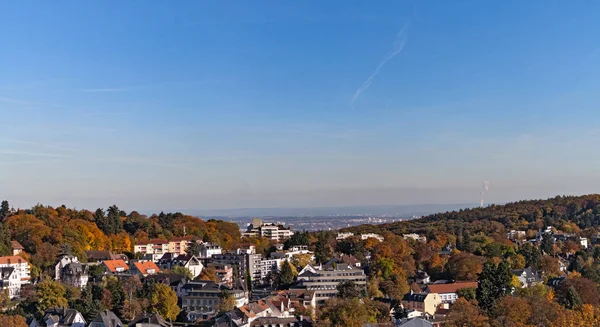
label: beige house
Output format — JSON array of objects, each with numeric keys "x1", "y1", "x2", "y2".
[{"x1": 401, "y1": 292, "x2": 442, "y2": 316}]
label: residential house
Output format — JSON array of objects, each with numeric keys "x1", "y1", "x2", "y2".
[
  {"x1": 213, "y1": 253, "x2": 262, "y2": 284},
  {"x1": 0, "y1": 267, "x2": 18, "y2": 298},
  {"x1": 327, "y1": 254, "x2": 361, "y2": 268},
  {"x1": 401, "y1": 292, "x2": 442, "y2": 316},
  {"x1": 11, "y1": 240, "x2": 24, "y2": 256},
  {"x1": 130, "y1": 261, "x2": 161, "y2": 277},
  {"x1": 85, "y1": 251, "x2": 119, "y2": 262},
  {"x1": 102, "y1": 260, "x2": 129, "y2": 275},
  {"x1": 275, "y1": 289, "x2": 317, "y2": 312},
  {"x1": 294, "y1": 263, "x2": 367, "y2": 304},
  {"x1": 512, "y1": 267, "x2": 542, "y2": 288},
  {"x1": 55, "y1": 255, "x2": 89, "y2": 289},
  {"x1": 0, "y1": 255, "x2": 30, "y2": 296},
  {"x1": 580, "y1": 237, "x2": 589, "y2": 249},
  {"x1": 129, "y1": 313, "x2": 172, "y2": 327},
  {"x1": 145, "y1": 273, "x2": 188, "y2": 297},
  {"x1": 425, "y1": 282, "x2": 478, "y2": 303},
  {"x1": 170, "y1": 254, "x2": 203, "y2": 278},
  {"x1": 88, "y1": 310, "x2": 123, "y2": 327},
  {"x1": 507, "y1": 230, "x2": 526, "y2": 241},
  {"x1": 31, "y1": 308, "x2": 86, "y2": 327},
  {"x1": 415, "y1": 271, "x2": 431, "y2": 285}
]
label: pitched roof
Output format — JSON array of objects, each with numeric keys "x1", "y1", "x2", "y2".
[
  {"x1": 0, "y1": 255, "x2": 29, "y2": 265},
  {"x1": 129, "y1": 312, "x2": 171, "y2": 327},
  {"x1": 402, "y1": 293, "x2": 428, "y2": 302},
  {"x1": 103, "y1": 259, "x2": 129, "y2": 273},
  {"x1": 145, "y1": 273, "x2": 188, "y2": 286},
  {"x1": 133, "y1": 261, "x2": 160, "y2": 275},
  {"x1": 11, "y1": 240, "x2": 24, "y2": 250},
  {"x1": 91, "y1": 310, "x2": 123, "y2": 327},
  {"x1": 86, "y1": 250, "x2": 118, "y2": 261},
  {"x1": 0, "y1": 267, "x2": 15, "y2": 279},
  {"x1": 426, "y1": 281, "x2": 478, "y2": 294}
]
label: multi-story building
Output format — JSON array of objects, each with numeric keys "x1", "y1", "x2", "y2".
[
  {"x1": 360, "y1": 233, "x2": 384, "y2": 242},
  {"x1": 213, "y1": 253, "x2": 262, "y2": 284},
  {"x1": 242, "y1": 218, "x2": 294, "y2": 241},
  {"x1": 134, "y1": 239, "x2": 169, "y2": 261},
  {"x1": 259, "y1": 258, "x2": 284, "y2": 280},
  {"x1": 200, "y1": 242, "x2": 222, "y2": 258},
  {"x1": 0, "y1": 256, "x2": 30, "y2": 297},
  {"x1": 401, "y1": 292, "x2": 442, "y2": 316},
  {"x1": 294, "y1": 263, "x2": 367, "y2": 304},
  {"x1": 336, "y1": 232, "x2": 354, "y2": 241},
  {"x1": 168, "y1": 236, "x2": 198, "y2": 255},
  {"x1": 181, "y1": 280, "x2": 222, "y2": 312},
  {"x1": 425, "y1": 281, "x2": 478, "y2": 303},
  {"x1": 55, "y1": 255, "x2": 89, "y2": 289},
  {"x1": 207, "y1": 262, "x2": 233, "y2": 287}
]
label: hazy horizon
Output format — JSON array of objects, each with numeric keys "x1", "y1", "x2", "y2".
[{"x1": 2, "y1": 1, "x2": 600, "y2": 211}]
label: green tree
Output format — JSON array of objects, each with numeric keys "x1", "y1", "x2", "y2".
[
  {"x1": 171, "y1": 265, "x2": 193, "y2": 280},
  {"x1": 275, "y1": 260, "x2": 296, "y2": 289},
  {"x1": 36, "y1": 279, "x2": 68, "y2": 312},
  {"x1": 70, "y1": 285, "x2": 101, "y2": 322},
  {"x1": 476, "y1": 260, "x2": 513, "y2": 312},
  {"x1": 336, "y1": 281, "x2": 362, "y2": 299},
  {"x1": 314, "y1": 233, "x2": 333, "y2": 264},
  {"x1": 150, "y1": 283, "x2": 180, "y2": 321},
  {"x1": 0, "y1": 200, "x2": 9, "y2": 222},
  {"x1": 186, "y1": 242, "x2": 202, "y2": 257},
  {"x1": 94, "y1": 208, "x2": 108, "y2": 235},
  {"x1": 560, "y1": 286, "x2": 583, "y2": 310},
  {"x1": 284, "y1": 231, "x2": 310, "y2": 249},
  {"x1": 0, "y1": 223, "x2": 11, "y2": 256},
  {"x1": 316, "y1": 298, "x2": 377, "y2": 327},
  {"x1": 217, "y1": 290, "x2": 236, "y2": 314},
  {"x1": 518, "y1": 242, "x2": 541, "y2": 268},
  {"x1": 541, "y1": 235, "x2": 554, "y2": 256},
  {"x1": 456, "y1": 287, "x2": 477, "y2": 301},
  {"x1": 106, "y1": 205, "x2": 123, "y2": 235},
  {"x1": 105, "y1": 277, "x2": 125, "y2": 315}
]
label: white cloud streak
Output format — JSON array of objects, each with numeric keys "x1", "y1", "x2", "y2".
[{"x1": 351, "y1": 23, "x2": 410, "y2": 107}]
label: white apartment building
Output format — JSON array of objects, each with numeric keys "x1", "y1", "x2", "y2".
[
  {"x1": 360, "y1": 233, "x2": 384, "y2": 242},
  {"x1": 200, "y1": 242, "x2": 222, "y2": 258},
  {"x1": 259, "y1": 258, "x2": 284, "y2": 280},
  {"x1": 336, "y1": 232, "x2": 354, "y2": 240},
  {"x1": 0, "y1": 256, "x2": 31, "y2": 297}
]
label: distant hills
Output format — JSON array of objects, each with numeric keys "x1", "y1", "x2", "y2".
[{"x1": 186, "y1": 203, "x2": 478, "y2": 218}]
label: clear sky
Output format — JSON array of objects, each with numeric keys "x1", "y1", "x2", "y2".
[{"x1": 1, "y1": 1, "x2": 600, "y2": 212}]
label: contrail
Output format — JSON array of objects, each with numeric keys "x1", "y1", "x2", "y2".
[{"x1": 351, "y1": 23, "x2": 410, "y2": 108}]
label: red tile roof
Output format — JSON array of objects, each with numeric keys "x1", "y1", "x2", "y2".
[
  {"x1": 103, "y1": 260, "x2": 129, "y2": 273},
  {"x1": 0, "y1": 255, "x2": 28, "y2": 265},
  {"x1": 133, "y1": 261, "x2": 160, "y2": 275},
  {"x1": 11, "y1": 241, "x2": 24, "y2": 250},
  {"x1": 426, "y1": 282, "x2": 478, "y2": 294}
]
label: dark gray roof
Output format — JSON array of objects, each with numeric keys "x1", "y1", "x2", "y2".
[
  {"x1": 402, "y1": 293, "x2": 428, "y2": 302},
  {"x1": 129, "y1": 312, "x2": 172, "y2": 327},
  {"x1": 0, "y1": 267, "x2": 15, "y2": 279},
  {"x1": 91, "y1": 310, "x2": 123, "y2": 327},
  {"x1": 42, "y1": 308, "x2": 85, "y2": 325}
]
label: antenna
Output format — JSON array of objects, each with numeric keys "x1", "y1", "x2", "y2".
[{"x1": 480, "y1": 181, "x2": 490, "y2": 207}]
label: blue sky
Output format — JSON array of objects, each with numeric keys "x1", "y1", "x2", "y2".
[{"x1": 1, "y1": 1, "x2": 600, "y2": 211}]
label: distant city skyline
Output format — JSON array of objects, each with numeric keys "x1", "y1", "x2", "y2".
[{"x1": 2, "y1": 1, "x2": 600, "y2": 211}]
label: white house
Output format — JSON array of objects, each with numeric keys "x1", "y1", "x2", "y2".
[
  {"x1": 425, "y1": 281, "x2": 478, "y2": 303},
  {"x1": 0, "y1": 267, "x2": 19, "y2": 298},
  {"x1": 360, "y1": 233, "x2": 384, "y2": 242},
  {"x1": 55, "y1": 255, "x2": 89, "y2": 289},
  {"x1": 30, "y1": 308, "x2": 86, "y2": 327},
  {"x1": 336, "y1": 232, "x2": 354, "y2": 240},
  {"x1": 0, "y1": 255, "x2": 30, "y2": 297},
  {"x1": 172, "y1": 254, "x2": 204, "y2": 278},
  {"x1": 200, "y1": 242, "x2": 222, "y2": 258}
]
